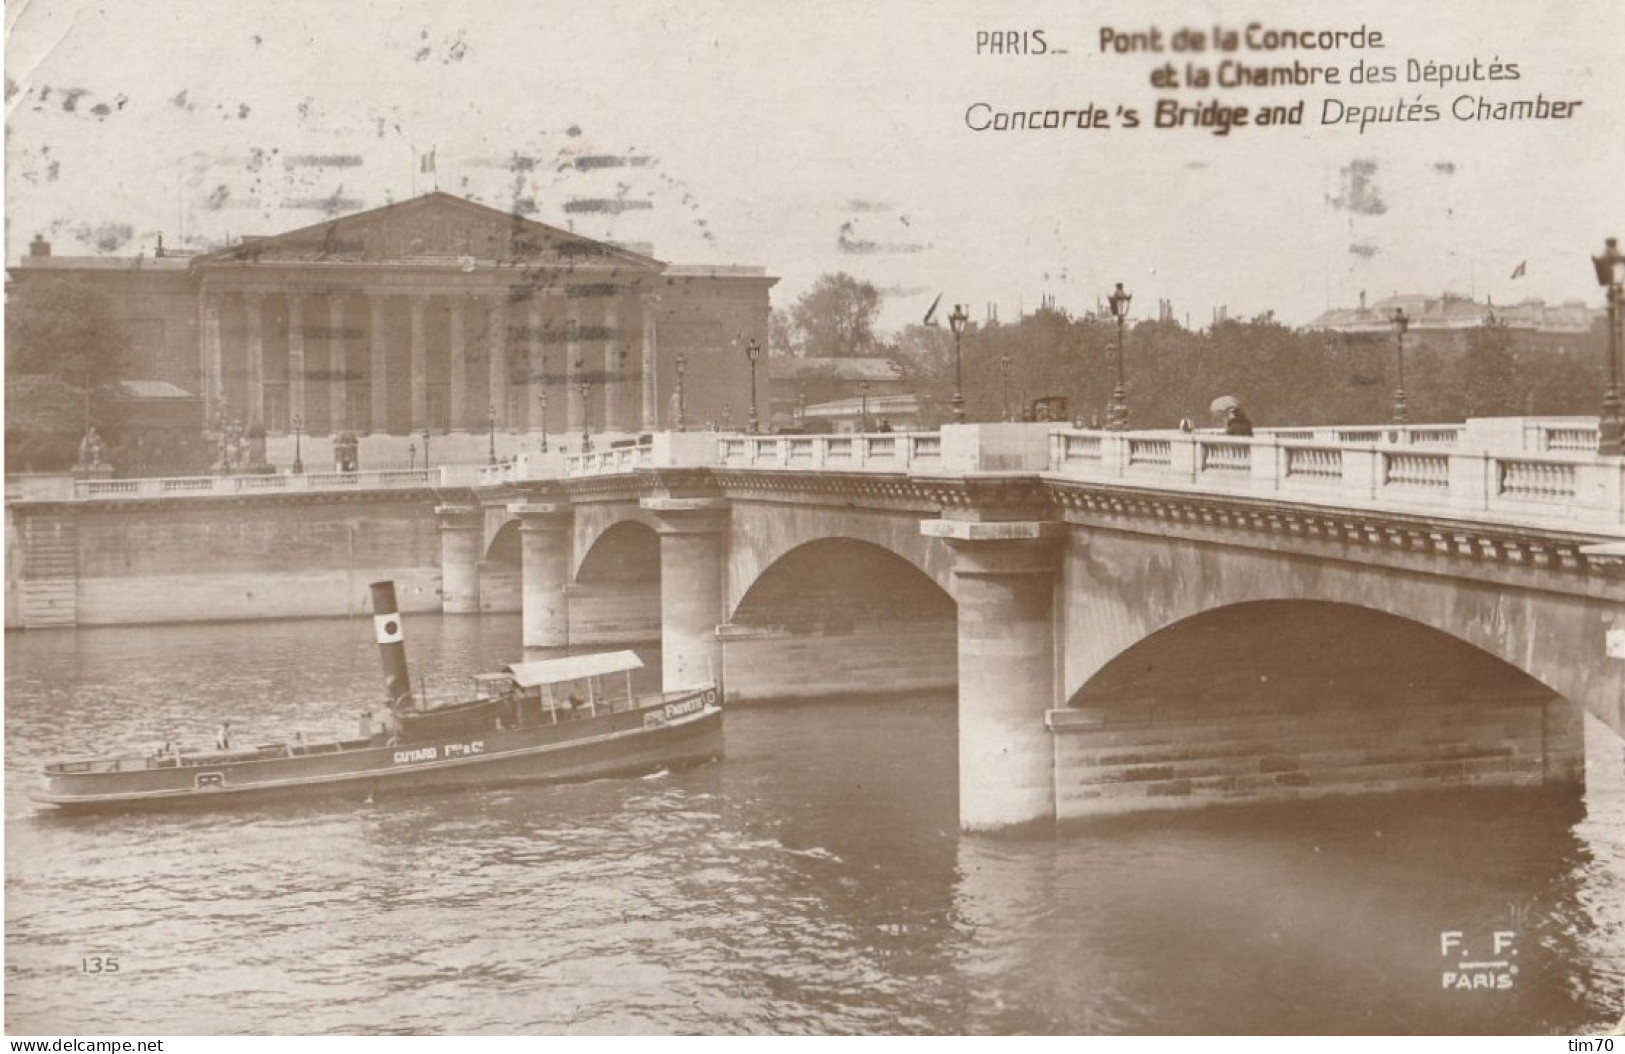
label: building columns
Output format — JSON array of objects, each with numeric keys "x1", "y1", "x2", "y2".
[
  {"x1": 243, "y1": 292, "x2": 264, "y2": 429},
  {"x1": 487, "y1": 296, "x2": 507, "y2": 428},
  {"x1": 513, "y1": 502, "x2": 572, "y2": 647},
  {"x1": 436, "y1": 505, "x2": 483, "y2": 614},
  {"x1": 566, "y1": 316, "x2": 583, "y2": 436},
  {"x1": 369, "y1": 295, "x2": 389, "y2": 434},
  {"x1": 602, "y1": 299, "x2": 623, "y2": 432},
  {"x1": 286, "y1": 294, "x2": 306, "y2": 429},
  {"x1": 641, "y1": 297, "x2": 658, "y2": 430},
  {"x1": 923, "y1": 520, "x2": 1063, "y2": 832},
  {"x1": 526, "y1": 302, "x2": 545, "y2": 432},
  {"x1": 449, "y1": 296, "x2": 467, "y2": 432},
  {"x1": 410, "y1": 295, "x2": 428, "y2": 431},
  {"x1": 644, "y1": 497, "x2": 728, "y2": 692},
  {"x1": 328, "y1": 296, "x2": 348, "y2": 435}
]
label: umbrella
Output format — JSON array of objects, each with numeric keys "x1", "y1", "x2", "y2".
[{"x1": 1209, "y1": 395, "x2": 1241, "y2": 415}]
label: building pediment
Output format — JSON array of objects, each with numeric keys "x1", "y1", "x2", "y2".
[{"x1": 200, "y1": 192, "x2": 662, "y2": 270}]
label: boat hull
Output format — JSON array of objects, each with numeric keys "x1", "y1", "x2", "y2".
[{"x1": 32, "y1": 691, "x2": 722, "y2": 814}]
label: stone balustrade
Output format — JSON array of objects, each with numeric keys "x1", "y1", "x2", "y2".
[
  {"x1": 60, "y1": 467, "x2": 447, "y2": 501},
  {"x1": 1048, "y1": 428, "x2": 1624, "y2": 528},
  {"x1": 715, "y1": 431, "x2": 945, "y2": 472},
  {"x1": 15, "y1": 416, "x2": 1619, "y2": 531}
]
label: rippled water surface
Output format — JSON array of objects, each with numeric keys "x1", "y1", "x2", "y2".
[{"x1": 6, "y1": 615, "x2": 1623, "y2": 1034}]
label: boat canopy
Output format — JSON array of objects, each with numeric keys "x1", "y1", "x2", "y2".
[{"x1": 505, "y1": 650, "x2": 644, "y2": 688}]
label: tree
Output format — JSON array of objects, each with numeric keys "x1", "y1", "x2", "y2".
[
  {"x1": 5, "y1": 281, "x2": 130, "y2": 470},
  {"x1": 789, "y1": 273, "x2": 883, "y2": 358}
]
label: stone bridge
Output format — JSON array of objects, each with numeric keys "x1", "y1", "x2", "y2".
[
  {"x1": 9, "y1": 419, "x2": 1623, "y2": 830},
  {"x1": 454, "y1": 420, "x2": 1625, "y2": 829}
]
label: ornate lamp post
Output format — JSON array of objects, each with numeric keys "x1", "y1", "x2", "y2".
[
  {"x1": 1390, "y1": 306, "x2": 1411, "y2": 424},
  {"x1": 796, "y1": 385, "x2": 806, "y2": 426},
  {"x1": 1592, "y1": 236, "x2": 1624, "y2": 456},
  {"x1": 1107, "y1": 282, "x2": 1132, "y2": 431},
  {"x1": 537, "y1": 389, "x2": 549, "y2": 452},
  {"x1": 577, "y1": 360, "x2": 592, "y2": 452},
  {"x1": 999, "y1": 353, "x2": 1012, "y2": 421},
  {"x1": 744, "y1": 337, "x2": 762, "y2": 433},
  {"x1": 291, "y1": 414, "x2": 304, "y2": 475},
  {"x1": 675, "y1": 351, "x2": 688, "y2": 432},
  {"x1": 421, "y1": 427, "x2": 431, "y2": 469},
  {"x1": 859, "y1": 379, "x2": 870, "y2": 432},
  {"x1": 408, "y1": 441, "x2": 417, "y2": 470},
  {"x1": 487, "y1": 404, "x2": 496, "y2": 465},
  {"x1": 947, "y1": 304, "x2": 969, "y2": 423}
]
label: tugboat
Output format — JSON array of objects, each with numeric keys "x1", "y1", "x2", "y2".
[{"x1": 31, "y1": 582, "x2": 723, "y2": 813}]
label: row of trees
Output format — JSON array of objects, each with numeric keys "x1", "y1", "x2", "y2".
[
  {"x1": 5, "y1": 273, "x2": 1612, "y2": 473},
  {"x1": 6, "y1": 283, "x2": 131, "y2": 472},
  {"x1": 780, "y1": 272, "x2": 1610, "y2": 430}
]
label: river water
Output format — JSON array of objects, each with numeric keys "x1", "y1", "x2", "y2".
[{"x1": 5, "y1": 614, "x2": 1623, "y2": 1035}]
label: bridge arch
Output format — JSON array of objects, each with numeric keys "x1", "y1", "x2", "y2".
[
  {"x1": 1060, "y1": 530, "x2": 1620, "y2": 723},
  {"x1": 720, "y1": 536, "x2": 957, "y2": 702},
  {"x1": 725, "y1": 503, "x2": 953, "y2": 614},
  {"x1": 1065, "y1": 599, "x2": 1556, "y2": 711},
  {"x1": 567, "y1": 517, "x2": 662, "y2": 646}
]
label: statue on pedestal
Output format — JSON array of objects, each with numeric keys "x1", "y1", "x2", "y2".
[{"x1": 74, "y1": 427, "x2": 107, "y2": 470}]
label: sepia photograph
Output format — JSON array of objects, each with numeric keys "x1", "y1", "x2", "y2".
[{"x1": 5, "y1": 0, "x2": 1624, "y2": 1039}]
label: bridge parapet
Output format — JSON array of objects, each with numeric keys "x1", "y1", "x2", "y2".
[
  {"x1": 57, "y1": 467, "x2": 450, "y2": 502},
  {"x1": 1049, "y1": 428, "x2": 1624, "y2": 530}
]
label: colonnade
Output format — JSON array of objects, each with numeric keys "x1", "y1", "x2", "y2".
[{"x1": 201, "y1": 285, "x2": 659, "y2": 438}]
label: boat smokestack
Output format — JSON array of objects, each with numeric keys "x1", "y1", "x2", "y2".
[{"x1": 370, "y1": 581, "x2": 412, "y2": 708}]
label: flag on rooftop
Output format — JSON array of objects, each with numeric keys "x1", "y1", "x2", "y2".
[{"x1": 1511, "y1": 260, "x2": 1527, "y2": 279}]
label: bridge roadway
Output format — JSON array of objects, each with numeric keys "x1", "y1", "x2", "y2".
[{"x1": 10, "y1": 418, "x2": 1624, "y2": 830}]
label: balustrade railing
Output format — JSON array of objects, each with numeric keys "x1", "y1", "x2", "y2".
[
  {"x1": 1044, "y1": 427, "x2": 1623, "y2": 528},
  {"x1": 68, "y1": 468, "x2": 442, "y2": 500},
  {"x1": 24, "y1": 420, "x2": 1621, "y2": 530},
  {"x1": 710, "y1": 431, "x2": 944, "y2": 472}
]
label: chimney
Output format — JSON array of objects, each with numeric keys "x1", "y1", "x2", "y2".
[
  {"x1": 29, "y1": 234, "x2": 51, "y2": 257},
  {"x1": 1358, "y1": 290, "x2": 1366, "y2": 311}
]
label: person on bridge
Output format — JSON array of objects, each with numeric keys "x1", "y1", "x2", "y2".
[{"x1": 1224, "y1": 406, "x2": 1254, "y2": 437}]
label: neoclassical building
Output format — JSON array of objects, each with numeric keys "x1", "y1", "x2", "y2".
[{"x1": 11, "y1": 192, "x2": 776, "y2": 451}]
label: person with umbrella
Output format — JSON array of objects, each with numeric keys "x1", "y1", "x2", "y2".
[{"x1": 1211, "y1": 395, "x2": 1254, "y2": 437}]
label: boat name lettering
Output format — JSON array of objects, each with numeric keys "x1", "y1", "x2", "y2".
[
  {"x1": 664, "y1": 698, "x2": 704, "y2": 720},
  {"x1": 392, "y1": 740, "x2": 486, "y2": 765}
]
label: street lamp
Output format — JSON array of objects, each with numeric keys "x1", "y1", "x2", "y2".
[
  {"x1": 1107, "y1": 282, "x2": 1132, "y2": 431},
  {"x1": 1390, "y1": 306, "x2": 1411, "y2": 424},
  {"x1": 947, "y1": 304, "x2": 969, "y2": 423},
  {"x1": 1592, "y1": 236, "x2": 1624, "y2": 456},
  {"x1": 744, "y1": 337, "x2": 762, "y2": 433},
  {"x1": 537, "y1": 389, "x2": 549, "y2": 453},
  {"x1": 796, "y1": 385, "x2": 806, "y2": 426},
  {"x1": 408, "y1": 441, "x2": 417, "y2": 470},
  {"x1": 421, "y1": 427, "x2": 431, "y2": 469},
  {"x1": 859, "y1": 379, "x2": 870, "y2": 432},
  {"x1": 577, "y1": 360, "x2": 592, "y2": 452},
  {"x1": 487, "y1": 404, "x2": 496, "y2": 465},
  {"x1": 675, "y1": 350, "x2": 687, "y2": 432},
  {"x1": 291, "y1": 414, "x2": 304, "y2": 474},
  {"x1": 999, "y1": 353, "x2": 1012, "y2": 421}
]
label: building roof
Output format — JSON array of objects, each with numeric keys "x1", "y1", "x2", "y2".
[
  {"x1": 119, "y1": 380, "x2": 196, "y2": 399},
  {"x1": 195, "y1": 191, "x2": 665, "y2": 271},
  {"x1": 769, "y1": 357, "x2": 901, "y2": 382},
  {"x1": 1308, "y1": 292, "x2": 1598, "y2": 334}
]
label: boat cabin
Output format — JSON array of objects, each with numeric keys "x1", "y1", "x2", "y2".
[{"x1": 479, "y1": 650, "x2": 646, "y2": 724}]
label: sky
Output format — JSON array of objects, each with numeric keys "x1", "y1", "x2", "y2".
[{"x1": 6, "y1": 0, "x2": 1624, "y2": 333}]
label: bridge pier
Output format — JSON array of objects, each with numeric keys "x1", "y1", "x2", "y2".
[
  {"x1": 436, "y1": 505, "x2": 483, "y2": 613},
  {"x1": 513, "y1": 502, "x2": 571, "y2": 647},
  {"x1": 926, "y1": 520, "x2": 1064, "y2": 832},
  {"x1": 644, "y1": 497, "x2": 728, "y2": 691}
]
